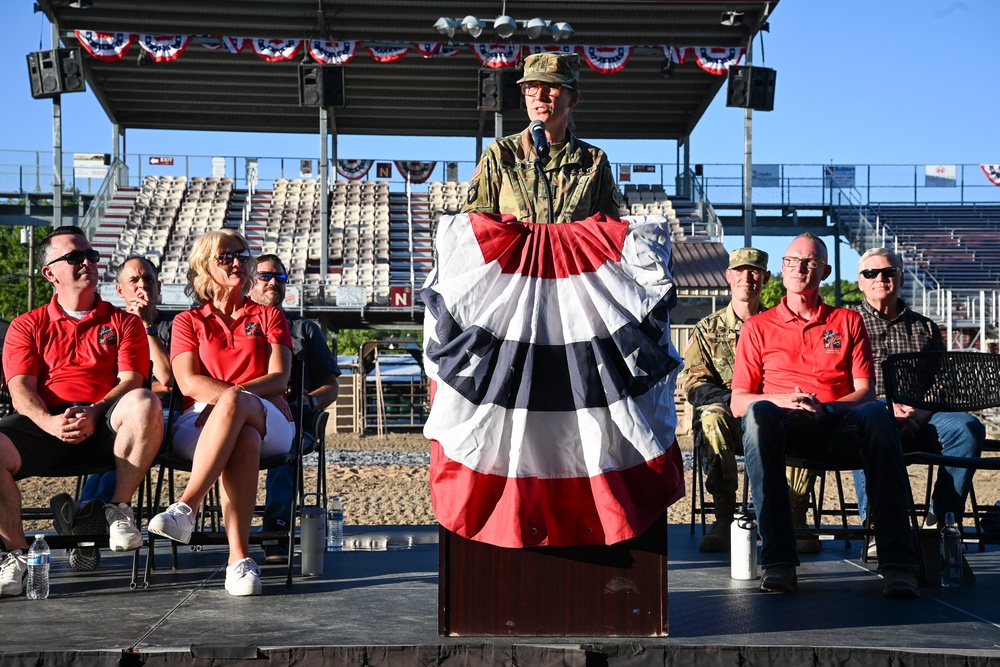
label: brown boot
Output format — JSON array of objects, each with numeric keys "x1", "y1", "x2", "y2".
[
  {"x1": 699, "y1": 495, "x2": 736, "y2": 552},
  {"x1": 791, "y1": 492, "x2": 821, "y2": 554}
]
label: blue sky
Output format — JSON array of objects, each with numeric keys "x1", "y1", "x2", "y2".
[{"x1": 3, "y1": 0, "x2": 998, "y2": 280}]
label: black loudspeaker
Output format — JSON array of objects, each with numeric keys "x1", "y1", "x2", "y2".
[
  {"x1": 298, "y1": 64, "x2": 345, "y2": 107},
  {"x1": 477, "y1": 69, "x2": 521, "y2": 111},
  {"x1": 726, "y1": 65, "x2": 776, "y2": 111},
  {"x1": 27, "y1": 48, "x2": 86, "y2": 99}
]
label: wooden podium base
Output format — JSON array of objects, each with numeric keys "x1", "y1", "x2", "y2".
[{"x1": 439, "y1": 513, "x2": 669, "y2": 637}]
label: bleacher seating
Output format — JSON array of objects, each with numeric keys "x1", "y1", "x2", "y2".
[{"x1": 866, "y1": 204, "x2": 1000, "y2": 290}]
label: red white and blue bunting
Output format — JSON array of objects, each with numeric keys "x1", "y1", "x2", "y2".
[
  {"x1": 336, "y1": 159, "x2": 374, "y2": 181},
  {"x1": 309, "y1": 40, "x2": 357, "y2": 65},
  {"x1": 251, "y1": 38, "x2": 302, "y2": 62},
  {"x1": 395, "y1": 161, "x2": 437, "y2": 184},
  {"x1": 983, "y1": 165, "x2": 1000, "y2": 187},
  {"x1": 580, "y1": 46, "x2": 632, "y2": 74},
  {"x1": 75, "y1": 31, "x2": 133, "y2": 61},
  {"x1": 470, "y1": 43, "x2": 521, "y2": 69},
  {"x1": 690, "y1": 46, "x2": 744, "y2": 74},
  {"x1": 71, "y1": 33, "x2": 745, "y2": 75},
  {"x1": 367, "y1": 45, "x2": 409, "y2": 63},
  {"x1": 138, "y1": 34, "x2": 190, "y2": 62}
]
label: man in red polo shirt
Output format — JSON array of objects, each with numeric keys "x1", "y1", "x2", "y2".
[
  {"x1": 0, "y1": 226, "x2": 163, "y2": 598},
  {"x1": 730, "y1": 233, "x2": 920, "y2": 599}
]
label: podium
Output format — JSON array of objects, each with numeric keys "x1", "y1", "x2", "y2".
[{"x1": 439, "y1": 513, "x2": 669, "y2": 636}]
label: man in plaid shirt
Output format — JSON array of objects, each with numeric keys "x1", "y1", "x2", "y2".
[{"x1": 853, "y1": 247, "x2": 984, "y2": 534}]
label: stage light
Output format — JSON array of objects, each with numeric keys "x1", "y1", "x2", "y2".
[
  {"x1": 461, "y1": 15, "x2": 485, "y2": 38},
  {"x1": 721, "y1": 11, "x2": 744, "y2": 27},
  {"x1": 69, "y1": 0, "x2": 93, "y2": 8},
  {"x1": 550, "y1": 22, "x2": 574, "y2": 41},
  {"x1": 494, "y1": 15, "x2": 516, "y2": 39},
  {"x1": 524, "y1": 18, "x2": 548, "y2": 39},
  {"x1": 434, "y1": 17, "x2": 458, "y2": 38}
]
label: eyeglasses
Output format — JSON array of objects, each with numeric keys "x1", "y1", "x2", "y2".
[
  {"x1": 257, "y1": 272, "x2": 289, "y2": 284},
  {"x1": 46, "y1": 249, "x2": 100, "y2": 267},
  {"x1": 214, "y1": 250, "x2": 251, "y2": 266},
  {"x1": 520, "y1": 82, "x2": 573, "y2": 97},
  {"x1": 781, "y1": 256, "x2": 825, "y2": 271},
  {"x1": 860, "y1": 266, "x2": 899, "y2": 280}
]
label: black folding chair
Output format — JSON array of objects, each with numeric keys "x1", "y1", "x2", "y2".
[
  {"x1": 141, "y1": 357, "x2": 318, "y2": 587},
  {"x1": 883, "y1": 351, "x2": 1000, "y2": 570}
]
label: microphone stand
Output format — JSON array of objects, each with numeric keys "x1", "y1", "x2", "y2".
[{"x1": 533, "y1": 155, "x2": 555, "y2": 223}]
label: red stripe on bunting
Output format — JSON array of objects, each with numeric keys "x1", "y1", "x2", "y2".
[
  {"x1": 468, "y1": 212, "x2": 628, "y2": 279},
  {"x1": 429, "y1": 437, "x2": 684, "y2": 548}
]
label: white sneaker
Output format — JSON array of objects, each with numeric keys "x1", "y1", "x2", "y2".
[
  {"x1": 148, "y1": 502, "x2": 196, "y2": 544},
  {"x1": 0, "y1": 551, "x2": 28, "y2": 597},
  {"x1": 225, "y1": 557, "x2": 262, "y2": 596},
  {"x1": 106, "y1": 503, "x2": 143, "y2": 551}
]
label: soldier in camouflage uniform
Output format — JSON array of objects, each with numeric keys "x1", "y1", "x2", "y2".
[
  {"x1": 462, "y1": 52, "x2": 623, "y2": 223},
  {"x1": 682, "y1": 248, "x2": 819, "y2": 553}
]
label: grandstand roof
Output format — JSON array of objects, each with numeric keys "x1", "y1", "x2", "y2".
[{"x1": 39, "y1": 0, "x2": 776, "y2": 140}]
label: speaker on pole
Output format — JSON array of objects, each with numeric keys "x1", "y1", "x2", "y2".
[
  {"x1": 477, "y1": 69, "x2": 521, "y2": 111},
  {"x1": 298, "y1": 63, "x2": 345, "y2": 107},
  {"x1": 57, "y1": 48, "x2": 86, "y2": 93},
  {"x1": 27, "y1": 48, "x2": 86, "y2": 99},
  {"x1": 726, "y1": 65, "x2": 776, "y2": 112}
]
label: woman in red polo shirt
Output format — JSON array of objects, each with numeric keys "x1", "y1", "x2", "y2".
[{"x1": 148, "y1": 229, "x2": 294, "y2": 597}]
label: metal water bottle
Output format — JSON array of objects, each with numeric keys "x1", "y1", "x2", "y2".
[
  {"x1": 940, "y1": 511, "x2": 963, "y2": 588},
  {"x1": 731, "y1": 510, "x2": 758, "y2": 580},
  {"x1": 300, "y1": 493, "x2": 327, "y2": 576}
]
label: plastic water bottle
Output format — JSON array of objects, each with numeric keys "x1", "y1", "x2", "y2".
[
  {"x1": 940, "y1": 511, "x2": 963, "y2": 588},
  {"x1": 26, "y1": 534, "x2": 51, "y2": 600},
  {"x1": 327, "y1": 497, "x2": 344, "y2": 551}
]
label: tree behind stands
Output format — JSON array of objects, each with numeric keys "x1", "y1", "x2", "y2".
[{"x1": 0, "y1": 225, "x2": 53, "y2": 320}]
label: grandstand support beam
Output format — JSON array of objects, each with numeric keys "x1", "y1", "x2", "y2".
[
  {"x1": 52, "y1": 20, "x2": 63, "y2": 236},
  {"x1": 741, "y1": 37, "x2": 752, "y2": 247},
  {"x1": 320, "y1": 107, "x2": 331, "y2": 277}
]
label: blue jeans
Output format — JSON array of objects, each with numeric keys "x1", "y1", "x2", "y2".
[
  {"x1": 854, "y1": 408, "x2": 985, "y2": 525},
  {"x1": 743, "y1": 400, "x2": 919, "y2": 572},
  {"x1": 80, "y1": 471, "x2": 116, "y2": 504},
  {"x1": 263, "y1": 461, "x2": 295, "y2": 531}
]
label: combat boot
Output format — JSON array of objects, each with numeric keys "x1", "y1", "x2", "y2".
[
  {"x1": 699, "y1": 494, "x2": 736, "y2": 552},
  {"x1": 791, "y1": 491, "x2": 821, "y2": 554}
]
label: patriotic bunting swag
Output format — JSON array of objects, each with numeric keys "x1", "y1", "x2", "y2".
[
  {"x1": 692, "y1": 46, "x2": 744, "y2": 74},
  {"x1": 422, "y1": 212, "x2": 685, "y2": 549},
  {"x1": 982, "y1": 164, "x2": 1000, "y2": 186},
  {"x1": 470, "y1": 43, "x2": 521, "y2": 68},
  {"x1": 395, "y1": 161, "x2": 437, "y2": 184},
  {"x1": 75, "y1": 31, "x2": 133, "y2": 61},
  {"x1": 581, "y1": 46, "x2": 632, "y2": 74},
  {"x1": 251, "y1": 38, "x2": 302, "y2": 62},
  {"x1": 336, "y1": 159, "x2": 374, "y2": 180},
  {"x1": 367, "y1": 45, "x2": 409, "y2": 63},
  {"x1": 309, "y1": 40, "x2": 357, "y2": 65},
  {"x1": 138, "y1": 35, "x2": 190, "y2": 62}
]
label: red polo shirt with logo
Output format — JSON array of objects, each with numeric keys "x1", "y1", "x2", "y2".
[
  {"x1": 732, "y1": 297, "x2": 874, "y2": 403},
  {"x1": 2, "y1": 294, "x2": 150, "y2": 407},
  {"x1": 171, "y1": 301, "x2": 292, "y2": 409}
]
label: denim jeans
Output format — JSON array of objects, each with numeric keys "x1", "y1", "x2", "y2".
[
  {"x1": 854, "y1": 407, "x2": 985, "y2": 525},
  {"x1": 743, "y1": 400, "x2": 919, "y2": 572},
  {"x1": 263, "y1": 461, "x2": 295, "y2": 531},
  {"x1": 80, "y1": 471, "x2": 116, "y2": 504}
]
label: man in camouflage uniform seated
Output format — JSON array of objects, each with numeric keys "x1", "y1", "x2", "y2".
[
  {"x1": 462, "y1": 51, "x2": 622, "y2": 223},
  {"x1": 682, "y1": 248, "x2": 819, "y2": 553}
]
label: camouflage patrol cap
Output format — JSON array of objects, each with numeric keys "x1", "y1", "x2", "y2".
[
  {"x1": 517, "y1": 52, "x2": 580, "y2": 86},
  {"x1": 728, "y1": 247, "x2": 769, "y2": 271}
]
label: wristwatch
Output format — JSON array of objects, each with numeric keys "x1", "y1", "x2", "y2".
[
  {"x1": 824, "y1": 403, "x2": 836, "y2": 418},
  {"x1": 145, "y1": 325, "x2": 157, "y2": 336}
]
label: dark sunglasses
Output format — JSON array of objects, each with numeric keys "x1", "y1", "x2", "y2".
[
  {"x1": 860, "y1": 266, "x2": 899, "y2": 280},
  {"x1": 215, "y1": 250, "x2": 251, "y2": 266},
  {"x1": 46, "y1": 249, "x2": 100, "y2": 267},
  {"x1": 257, "y1": 272, "x2": 289, "y2": 284}
]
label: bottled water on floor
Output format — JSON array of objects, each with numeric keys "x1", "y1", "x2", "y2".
[
  {"x1": 327, "y1": 497, "x2": 344, "y2": 551},
  {"x1": 27, "y1": 534, "x2": 51, "y2": 600}
]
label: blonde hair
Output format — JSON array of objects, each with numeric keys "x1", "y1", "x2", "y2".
[{"x1": 185, "y1": 229, "x2": 256, "y2": 302}]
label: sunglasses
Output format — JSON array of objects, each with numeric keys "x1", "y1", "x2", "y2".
[
  {"x1": 214, "y1": 250, "x2": 251, "y2": 266},
  {"x1": 860, "y1": 266, "x2": 899, "y2": 280},
  {"x1": 257, "y1": 272, "x2": 289, "y2": 284},
  {"x1": 46, "y1": 249, "x2": 100, "y2": 267}
]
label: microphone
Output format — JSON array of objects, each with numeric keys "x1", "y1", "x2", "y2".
[{"x1": 529, "y1": 119, "x2": 549, "y2": 160}]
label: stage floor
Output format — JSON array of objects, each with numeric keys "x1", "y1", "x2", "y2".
[{"x1": 4, "y1": 524, "x2": 1000, "y2": 660}]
